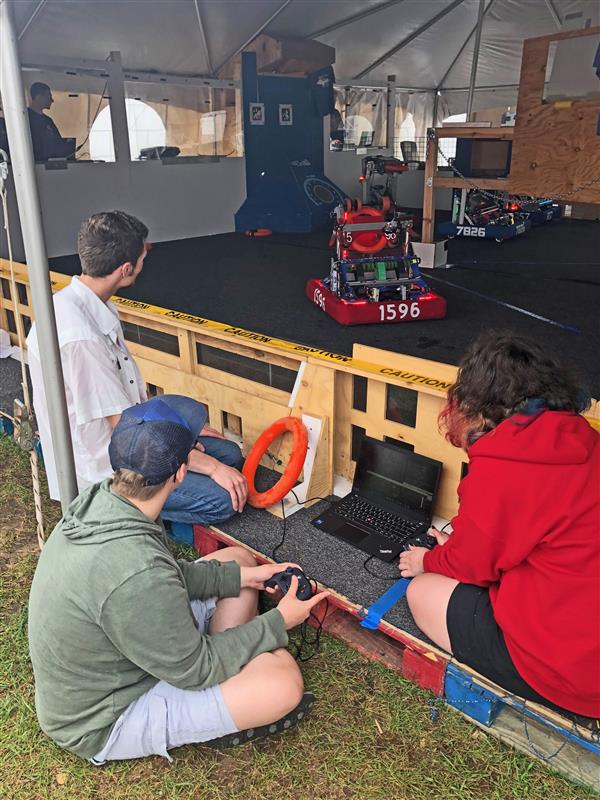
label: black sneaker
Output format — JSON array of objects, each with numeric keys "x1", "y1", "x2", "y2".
[{"x1": 203, "y1": 692, "x2": 315, "y2": 749}]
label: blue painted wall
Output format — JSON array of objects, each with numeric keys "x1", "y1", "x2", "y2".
[{"x1": 235, "y1": 52, "x2": 345, "y2": 233}]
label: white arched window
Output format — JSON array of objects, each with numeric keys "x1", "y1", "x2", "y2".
[
  {"x1": 344, "y1": 113, "x2": 375, "y2": 147},
  {"x1": 397, "y1": 112, "x2": 416, "y2": 143},
  {"x1": 90, "y1": 99, "x2": 166, "y2": 162}
]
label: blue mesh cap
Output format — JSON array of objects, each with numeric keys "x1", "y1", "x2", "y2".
[{"x1": 108, "y1": 395, "x2": 207, "y2": 485}]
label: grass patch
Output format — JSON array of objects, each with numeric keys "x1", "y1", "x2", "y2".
[{"x1": 0, "y1": 435, "x2": 596, "y2": 800}]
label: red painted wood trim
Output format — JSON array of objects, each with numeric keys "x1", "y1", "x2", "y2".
[{"x1": 195, "y1": 524, "x2": 448, "y2": 694}]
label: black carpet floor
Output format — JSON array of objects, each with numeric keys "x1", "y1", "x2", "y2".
[{"x1": 51, "y1": 218, "x2": 600, "y2": 397}]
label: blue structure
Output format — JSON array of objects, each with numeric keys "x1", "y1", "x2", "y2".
[{"x1": 235, "y1": 52, "x2": 345, "y2": 233}]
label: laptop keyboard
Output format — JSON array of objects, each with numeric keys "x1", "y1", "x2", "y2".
[{"x1": 336, "y1": 495, "x2": 425, "y2": 542}]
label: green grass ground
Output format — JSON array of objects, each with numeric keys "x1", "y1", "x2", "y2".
[{"x1": 0, "y1": 436, "x2": 595, "y2": 800}]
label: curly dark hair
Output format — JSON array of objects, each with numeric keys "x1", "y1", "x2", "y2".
[{"x1": 439, "y1": 331, "x2": 590, "y2": 449}]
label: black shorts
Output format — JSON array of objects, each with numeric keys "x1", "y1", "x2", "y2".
[{"x1": 446, "y1": 583, "x2": 586, "y2": 721}]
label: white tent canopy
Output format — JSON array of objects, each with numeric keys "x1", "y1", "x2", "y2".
[{"x1": 12, "y1": 0, "x2": 599, "y2": 115}]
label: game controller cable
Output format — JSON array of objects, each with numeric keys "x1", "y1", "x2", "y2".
[{"x1": 269, "y1": 492, "x2": 331, "y2": 662}]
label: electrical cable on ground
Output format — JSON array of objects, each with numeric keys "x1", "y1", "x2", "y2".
[{"x1": 271, "y1": 491, "x2": 331, "y2": 661}]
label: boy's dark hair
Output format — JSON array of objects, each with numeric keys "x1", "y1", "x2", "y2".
[
  {"x1": 30, "y1": 82, "x2": 51, "y2": 99},
  {"x1": 439, "y1": 331, "x2": 589, "y2": 448},
  {"x1": 77, "y1": 211, "x2": 149, "y2": 278}
]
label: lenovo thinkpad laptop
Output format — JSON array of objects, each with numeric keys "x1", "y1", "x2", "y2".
[{"x1": 312, "y1": 436, "x2": 442, "y2": 562}]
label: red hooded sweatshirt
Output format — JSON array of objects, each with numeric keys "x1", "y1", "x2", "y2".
[{"x1": 423, "y1": 410, "x2": 599, "y2": 716}]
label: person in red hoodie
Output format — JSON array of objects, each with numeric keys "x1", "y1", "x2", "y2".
[{"x1": 399, "y1": 332, "x2": 599, "y2": 721}]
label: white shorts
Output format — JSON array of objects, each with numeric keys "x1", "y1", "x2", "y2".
[{"x1": 91, "y1": 598, "x2": 239, "y2": 764}]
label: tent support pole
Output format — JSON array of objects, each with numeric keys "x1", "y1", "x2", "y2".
[
  {"x1": 0, "y1": 0, "x2": 77, "y2": 511},
  {"x1": 466, "y1": 0, "x2": 485, "y2": 120},
  {"x1": 386, "y1": 74, "x2": 396, "y2": 152},
  {"x1": 107, "y1": 51, "x2": 131, "y2": 162}
]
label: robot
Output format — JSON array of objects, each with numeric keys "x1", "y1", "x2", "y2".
[
  {"x1": 306, "y1": 198, "x2": 447, "y2": 325},
  {"x1": 504, "y1": 196, "x2": 561, "y2": 225},
  {"x1": 360, "y1": 155, "x2": 408, "y2": 210},
  {"x1": 439, "y1": 189, "x2": 532, "y2": 242}
]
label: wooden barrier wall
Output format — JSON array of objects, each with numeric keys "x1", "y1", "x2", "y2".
[
  {"x1": 510, "y1": 26, "x2": 600, "y2": 203},
  {"x1": 2, "y1": 259, "x2": 599, "y2": 522}
]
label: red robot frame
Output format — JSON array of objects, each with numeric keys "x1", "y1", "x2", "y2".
[{"x1": 306, "y1": 198, "x2": 446, "y2": 326}]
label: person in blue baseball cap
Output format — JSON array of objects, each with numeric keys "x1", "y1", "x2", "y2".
[{"x1": 28, "y1": 395, "x2": 329, "y2": 762}]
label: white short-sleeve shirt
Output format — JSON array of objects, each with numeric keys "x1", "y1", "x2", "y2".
[{"x1": 27, "y1": 276, "x2": 147, "y2": 501}]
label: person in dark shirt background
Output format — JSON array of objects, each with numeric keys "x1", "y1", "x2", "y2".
[{"x1": 27, "y1": 82, "x2": 71, "y2": 161}]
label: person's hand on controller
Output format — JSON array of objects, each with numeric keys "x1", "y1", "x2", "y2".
[
  {"x1": 240, "y1": 562, "x2": 300, "y2": 592},
  {"x1": 277, "y1": 576, "x2": 330, "y2": 630},
  {"x1": 265, "y1": 567, "x2": 313, "y2": 599},
  {"x1": 399, "y1": 527, "x2": 449, "y2": 578},
  {"x1": 428, "y1": 526, "x2": 450, "y2": 546}
]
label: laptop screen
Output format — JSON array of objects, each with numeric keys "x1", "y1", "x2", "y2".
[{"x1": 353, "y1": 437, "x2": 442, "y2": 515}]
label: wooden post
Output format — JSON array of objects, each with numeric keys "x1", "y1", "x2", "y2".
[{"x1": 422, "y1": 129, "x2": 437, "y2": 243}]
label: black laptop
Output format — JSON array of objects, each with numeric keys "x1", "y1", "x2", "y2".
[{"x1": 312, "y1": 436, "x2": 443, "y2": 562}]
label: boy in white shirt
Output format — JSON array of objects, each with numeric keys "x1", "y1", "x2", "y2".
[{"x1": 27, "y1": 210, "x2": 247, "y2": 522}]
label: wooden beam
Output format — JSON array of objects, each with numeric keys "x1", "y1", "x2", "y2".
[
  {"x1": 433, "y1": 176, "x2": 512, "y2": 190},
  {"x1": 422, "y1": 134, "x2": 438, "y2": 243},
  {"x1": 244, "y1": 34, "x2": 335, "y2": 75},
  {"x1": 435, "y1": 126, "x2": 513, "y2": 139},
  {"x1": 516, "y1": 25, "x2": 600, "y2": 48}
]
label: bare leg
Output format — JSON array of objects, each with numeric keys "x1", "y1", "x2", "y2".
[
  {"x1": 200, "y1": 546, "x2": 304, "y2": 729},
  {"x1": 219, "y1": 648, "x2": 304, "y2": 730},
  {"x1": 406, "y1": 573, "x2": 459, "y2": 653},
  {"x1": 199, "y1": 546, "x2": 258, "y2": 632}
]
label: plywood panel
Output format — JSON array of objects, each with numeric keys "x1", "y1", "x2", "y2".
[
  {"x1": 333, "y1": 371, "x2": 353, "y2": 480},
  {"x1": 288, "y1": 362, "x2": 336, "y2": 495},
  {"x1": 135, "y1": 355, "x2": 290, "y2": 454},
  {"x1": 510, "y1": 27, "x2": 600, "y2": 203}
]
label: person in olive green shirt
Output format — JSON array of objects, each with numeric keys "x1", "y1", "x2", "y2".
[{"x1": 28, "y1": 395, "x2": 327, "y2": 762}]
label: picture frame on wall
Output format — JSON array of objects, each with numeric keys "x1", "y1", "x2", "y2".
[
  {"x1": 279, "y1": 104, "x2": 293, "y2": 126},
  {"x1": 249, "y1": 102, "x2": 265, "y2": 125}
]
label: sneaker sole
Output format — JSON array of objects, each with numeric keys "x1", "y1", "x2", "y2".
[{"x1": 204, "y1": 691, "x2": 315, "y2": 750}]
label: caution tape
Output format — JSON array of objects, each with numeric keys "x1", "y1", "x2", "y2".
[
  {"x1": 4, "y1": 268, "x2": 600, "y2": 426},
  {"x1": 111, "y1": 296, "x2": 454, "y2": 392},
  {"x1": 8, "y1": 271, "x2": 453, "y2": 391}
]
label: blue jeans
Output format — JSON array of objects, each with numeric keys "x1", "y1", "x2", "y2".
[{"x1": 161, "y1": 436, "x2": 244, "y2": 525}]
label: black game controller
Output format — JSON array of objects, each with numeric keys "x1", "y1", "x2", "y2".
[
  {"x1": 264, "y1": 567, "x2": 314, "y2": 601},
  {"x1": 400, "y1": 533, "x2": 438, "y2": 552}
]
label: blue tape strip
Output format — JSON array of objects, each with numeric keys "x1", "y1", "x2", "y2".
[{"x1": 359, "y1": 578, "x2": 411, "y2": 630}]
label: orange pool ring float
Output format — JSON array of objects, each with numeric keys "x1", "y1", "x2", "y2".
[
  {"x1": 344, "y1": 206, "x2": 388, "y2": 253},
  {"x1": 242, "y1": 417, "x2": 308, "y2": 508}
]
